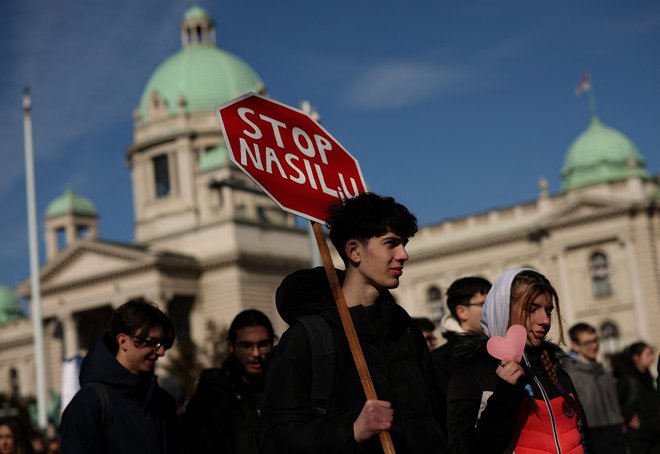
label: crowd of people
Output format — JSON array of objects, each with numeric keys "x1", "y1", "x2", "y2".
[{"x1": 8, "y1": 193, "x2": 658, "y2": 453}]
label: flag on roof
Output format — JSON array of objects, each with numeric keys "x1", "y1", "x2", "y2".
[{"x1": 575, "y1": 71, "x2": 591, "y2": 97}]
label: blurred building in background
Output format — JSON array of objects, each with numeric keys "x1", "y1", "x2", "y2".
[{"x1": 401, "y1": 114, "x2": 659, "y2": 361}]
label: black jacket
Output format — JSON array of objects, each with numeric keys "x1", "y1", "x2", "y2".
[
  {"x1": 447, "y1": 339, "x2": 588, "y2": 454},
  {"x1": 614, "y1": 362, "x2": 660, "y2": 444},
  {"x1": 431, "y1": 331, "x2": 476, "y2": 432},
  {"x1": 60, "y1": 334, "x2": 180, "y2": 454},
  {"x1": 183, "y1": 355, "x2": 263, "y2": 454},
  {"x1": 260, "y1": 267, "x2": 446, "y2": 454}
]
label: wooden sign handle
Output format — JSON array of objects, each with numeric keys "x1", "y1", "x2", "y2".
[{"x1": 311, "y1": 221, "x2": 396, "y2": 454}]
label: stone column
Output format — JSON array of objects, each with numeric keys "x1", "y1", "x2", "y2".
[
  {"x1": 61, "y1": 313, "x2": 80, "y2": 358},
  {"x1": 622, "y1": 235, "x2": 649, "y2": 340},
  {"x1": 552, "y1": 247, "x2": 575, "y2": 331}
]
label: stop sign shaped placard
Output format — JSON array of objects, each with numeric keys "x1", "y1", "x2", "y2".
[{"x1": 216, "y1": 93, "x2": 367, "y2": 224}]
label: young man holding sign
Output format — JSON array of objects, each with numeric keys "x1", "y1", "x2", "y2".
[{"x1": 260, "y1": 193, "x2": 446, "y2": 453}]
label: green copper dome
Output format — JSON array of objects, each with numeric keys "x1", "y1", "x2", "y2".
[
  {"x1": 0, "y1": 285, "x2": 23, "y2": 323},
  {"x1": 46, "y1": 188, "x2": 97, "y2": 218},
  {"x1": 561, "y1": 116, "x2": 649, "y2": 191},
  {"x1": 199, "y1": 141, "x2": 229, "y2": 172},
  {"x1": 138, "y1": 8, "x2": 264, "y2": 123},
  {"x1": 184, "y1": 5, "x2": 210, "y2": 21}
]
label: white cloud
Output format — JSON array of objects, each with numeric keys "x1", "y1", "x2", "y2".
[{"x1": 344, "y1": 62, "x2": 470, "y2": 110}]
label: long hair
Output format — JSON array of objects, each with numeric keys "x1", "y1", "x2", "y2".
[
  {"x1": 0, "y1": 417, "x2": 32, "y2": 454},
  {"x1": 510, "y1": 269, "x2": 564, "y2": 345}
]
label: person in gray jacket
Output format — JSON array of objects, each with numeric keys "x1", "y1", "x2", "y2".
[{"x1": 563, "y1": 322, "x2": 626, "y2": 454}]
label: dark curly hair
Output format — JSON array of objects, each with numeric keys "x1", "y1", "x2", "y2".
[{"x1": 326, "y1": 192, "x2": 418, "y2": 264}]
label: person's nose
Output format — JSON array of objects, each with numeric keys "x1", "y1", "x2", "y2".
[
  {"x1": 538, "y1": 311, "x2": 551, "y2": 327},
  {"x1": 396, "y1": 245, "x2": 409, "y2": 262}
]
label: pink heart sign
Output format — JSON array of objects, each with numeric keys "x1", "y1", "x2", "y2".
[{"x1": 487, "y1": 325, "x2": 527, "y2": 362}]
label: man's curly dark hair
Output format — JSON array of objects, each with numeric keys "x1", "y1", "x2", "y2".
[{"x1": 326, "y1": 192, "x2": 418, "y2": 264}]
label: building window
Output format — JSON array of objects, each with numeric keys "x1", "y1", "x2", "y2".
[
  {"x1": 600, "y1": 321, "x2": 620, "y2": 361},
  {"x1": 426, "y1": 286, "x2": 444, "y2": 325},
  {"x1": 9, "y1": 368, "x2": 19, "y2": 396},
  {"x1": 153, "y1": 154, "x2": 171, "y2": 198},
  {"x1": 76, "y1": 225, "x2": 89, "y2": 239},
  {"x1": 589, "y1": 252, "x2": 612, "y2": 296},
  {"x1": 56, "y1": 227, "x2": 66, "y2": 251}
]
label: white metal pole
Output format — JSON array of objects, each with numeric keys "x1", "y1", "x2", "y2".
[{"x1": 22, "y1": 87, "x2": 48, "y2": 431}]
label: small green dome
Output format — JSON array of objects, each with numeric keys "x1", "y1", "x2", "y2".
[
  {"x1": 46, "y1": 188, "x2": 97, "y2": 218},
  {"x1": 199, "y1": 141, "x2": 229, "y2": 172},
  {"x1": 138, "y1": 9, "x2": 264, "y2": 124},
  {"x1": 183, "y1": 5, "x2": 210, "y2": 21},
  {"x1": 0, "y1": 285, "x2": 23, "y2": 323},
  {"x1": 561, "y1": 116, "x2": 649, "y2": 191}
]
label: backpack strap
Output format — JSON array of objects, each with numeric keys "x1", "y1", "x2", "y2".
[
  {"x1": 297, "y1": 314, "x2": 335, "y2": 415},
  {"x1": 83, "y1": 382, "x2": 112, "y2": 435}
]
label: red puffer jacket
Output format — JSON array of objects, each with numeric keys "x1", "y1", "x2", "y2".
[{"x1": 514, "y1": 394, "x2": 584, "y2": 454}]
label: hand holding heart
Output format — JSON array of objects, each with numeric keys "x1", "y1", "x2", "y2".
[
  {"x1": 487, "y1": 325, "x2": 527, "y2": 385},
  {"x1": 487, "y1": 324, "x2": 527, "y2": 362}
]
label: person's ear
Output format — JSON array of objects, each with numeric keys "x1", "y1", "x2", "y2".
[
  {"x1": 117, "y1": 333, "x2": 129, "y2": 351},
  {"x1": 455, "y1": 305, "x2": 469, "y2": 323},
  {"x1": 345, "y1": 239, "x2": 361, "y2": 264},
  {"x1": 228, "y1": 341, "x2": 235, "y2": 354}
]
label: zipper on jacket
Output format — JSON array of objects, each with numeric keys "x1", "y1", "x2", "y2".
[{"x1": 523, "y1": 353, "x2": 562, "y2": 454}]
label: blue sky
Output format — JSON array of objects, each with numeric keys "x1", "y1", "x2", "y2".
[{"x1": 1, "y1": 0, "x2": 659, "y2": 289}]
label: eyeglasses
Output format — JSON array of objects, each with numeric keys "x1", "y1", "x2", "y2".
[
  {"x1": 235, "y1": 339, "x2": 272, "y2": 353},
  {"x1": 463, "y1": 302, "x2": 485, "y2": 308},
  {"x1": 578, "y1": 337, "x2": 599, "y2": 346},
  {"x1": 130, "y1": 335, "x2": 171, "y2": 351}
]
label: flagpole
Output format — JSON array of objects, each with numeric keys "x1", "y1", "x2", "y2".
[
  {"x1": 585, "y1": 69, "x2": 599, "y2": 118},
  {"x1": 23, "y1": 87, "x2": 48, "y2": 431}
]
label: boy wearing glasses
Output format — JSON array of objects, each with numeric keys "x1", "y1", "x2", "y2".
[
  {"x1": 261, "y1": 193, "x2": 447, "y2": 453},
  {"x1": 60, "y1": 299, "x2": 180, "y2": 454},
  {"x1": 563, "y1": 322, "x2": 625, "y2": 454},
  {"x1": 183, "y1": 309, "x2": 274, "y2": 454}
]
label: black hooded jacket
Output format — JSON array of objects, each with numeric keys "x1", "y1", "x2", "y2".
[
  {"x1": 447, "y1": 337, "x2": 589, "y2": 454},
  {"x1": 260, "y1": 267, "x2": 446, "y2": 454},
  {"x1": 60, "y1": 334, "x2": 180, "y2": 454},
  {"x1": 182, "y1": 355, "x2": 263, "y2": 454}
]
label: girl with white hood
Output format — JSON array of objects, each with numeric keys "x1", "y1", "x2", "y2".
[{"x1": 446, "y1": 268, "x2": 591, "y2": 453}]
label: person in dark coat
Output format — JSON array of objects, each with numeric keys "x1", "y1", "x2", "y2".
[
  {"x1": 183, "y1": 309, "x2": 275, "y2": 454},
  {"x1": 562, "y1": 322, "x2": 626, "y2": 454},
  {"x1": 613, "y1": 341, "x2": 660, "y2": 454},
  {"x1": 431, "y1": 276, "x2": 491, "y2": 432},
  {"x1": 260, "y1": 193, "x2": 447, "y2": 454},
  {"x1": 60, "y1": 299, "x2": 180, "y2": 454}
]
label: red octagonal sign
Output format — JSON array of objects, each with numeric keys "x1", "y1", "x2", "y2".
[{"x1": 216, "y1": 93, "x2": 367, "y2": 224}]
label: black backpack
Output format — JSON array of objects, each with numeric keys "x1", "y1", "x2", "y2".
[
  {"x1": 296, "y1": 314, "x2": 335, "y2": 415},
  {"x1": 83, "y1": 382, "x2": 113, "y2": 435}
]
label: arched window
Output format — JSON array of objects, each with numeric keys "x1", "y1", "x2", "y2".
[
  {"x1": 590, "y1": 252, "x2": 612, "y2": 296},
  {"x1": 426, "y1": 286, "x2": 443, "y2": 325},
  {"x1": 9, "y1": 367, "x2": 19, "y2": 396},
  {"x1": 600, "y1": 321, "x2": 620, "y2": 358}
]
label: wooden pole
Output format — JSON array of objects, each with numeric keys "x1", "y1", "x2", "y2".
[{"x1": 311, "y1": 221, "x2": 396, "y2": 454}]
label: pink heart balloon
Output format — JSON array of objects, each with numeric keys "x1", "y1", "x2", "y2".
[{"x1": 487, "y1": 324, "x2": 527, "y2": 362}]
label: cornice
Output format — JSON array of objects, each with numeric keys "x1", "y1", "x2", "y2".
[{"x1": 412, "y1": 199, "x2": 650, "y2": 263}]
